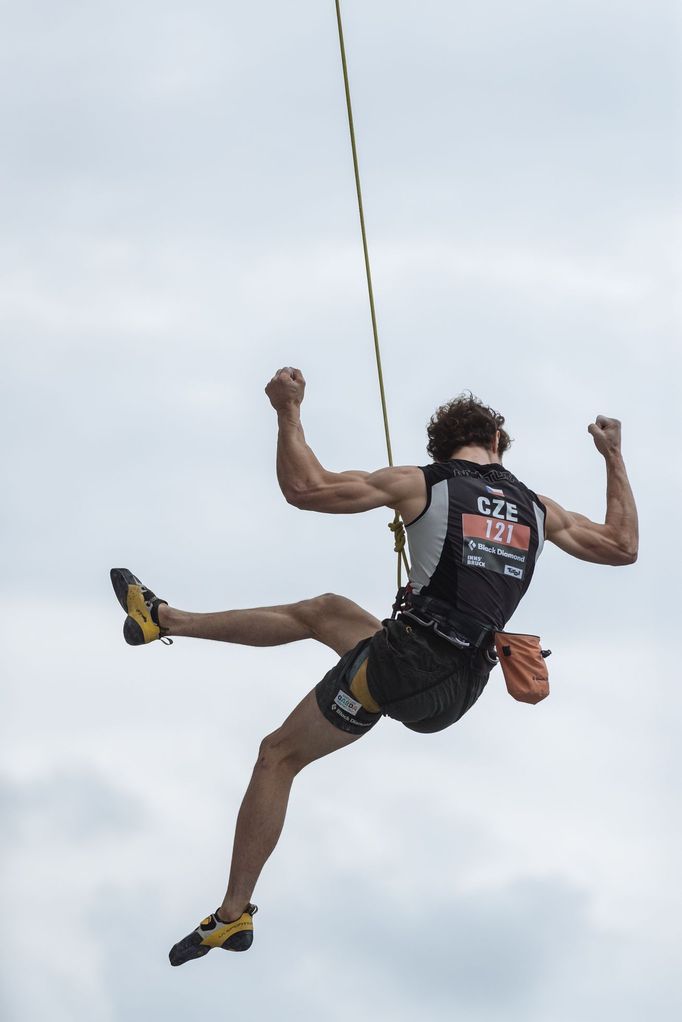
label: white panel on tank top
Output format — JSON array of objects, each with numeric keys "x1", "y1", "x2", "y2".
[
  {"x1": 406, "y1": 478, "x2": 450, "y2": 593},
  {"x1": 532, "y1": 501, "x2": 546, "y2": 562}
]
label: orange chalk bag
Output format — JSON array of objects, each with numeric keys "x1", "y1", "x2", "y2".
[{"x1": 494, "y1": 633, "x2": 551, "y2": 705}]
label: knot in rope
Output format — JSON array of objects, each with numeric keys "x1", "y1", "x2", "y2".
[{"x1": 388, "y1": 513, "x2": 406, "y2": 556}]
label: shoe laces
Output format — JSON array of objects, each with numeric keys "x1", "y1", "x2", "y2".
[{"x1": 139, "y1": 587, "x2": 172, "y2": 644}]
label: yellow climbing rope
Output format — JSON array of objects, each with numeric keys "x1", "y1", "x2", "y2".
[{"x1": 334, "y1": 0, "x2": 410, "y2": 588}]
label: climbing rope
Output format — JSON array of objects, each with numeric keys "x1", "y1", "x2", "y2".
[{"x1": 334, "y1": 0, "x2": 410, "y2": 588}]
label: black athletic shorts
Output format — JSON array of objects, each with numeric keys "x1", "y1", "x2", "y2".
[{"x1": 315, "y1": 616, "x2": 492, "y2": 737}]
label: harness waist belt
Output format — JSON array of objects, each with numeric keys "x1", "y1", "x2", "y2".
[{"x1": 398, "y1": 592, "x2": 494, "y2": 650}]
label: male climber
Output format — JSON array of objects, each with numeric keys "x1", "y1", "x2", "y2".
[{"x1": 110, "y1": 367, "x2": 638, "y2": 966}]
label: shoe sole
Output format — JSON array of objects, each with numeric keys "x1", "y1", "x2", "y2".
[
  {"x1": 123, "y1": 616, "x2": 146, "y2": 646},
  {"x1": 169, "y1": 928, "x2": 253, "y2": 967},
  {"x1": 110, "y1": 568, "x2": 138, "y2": 612},
  {"x1": 169, "y1": 933, "x2": 211, "y2": 967}
]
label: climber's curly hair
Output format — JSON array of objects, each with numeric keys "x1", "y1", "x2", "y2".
[{"x1": 426, "y1": 392, "x2": 512, "y2": 462}]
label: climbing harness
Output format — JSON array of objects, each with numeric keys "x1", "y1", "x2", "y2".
[
  {"x1": 334, "y1": 0, "x2": 410, "y2": 588},
  {"x1": 397, "y1": 591, "x2": 495, "y2": 651}
]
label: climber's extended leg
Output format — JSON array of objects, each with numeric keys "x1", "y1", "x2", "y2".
[{"x1": 110, "y1": 567, "x2": 380, "y2": 655}]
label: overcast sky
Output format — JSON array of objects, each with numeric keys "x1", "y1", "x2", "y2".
[{"x1": 1, "y1": 2, "x2": 680, "y2": 1020}]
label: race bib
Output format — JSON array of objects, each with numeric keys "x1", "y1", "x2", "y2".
[{"x1": 461, "y1": 513, "x2": 531, "y2": 580}]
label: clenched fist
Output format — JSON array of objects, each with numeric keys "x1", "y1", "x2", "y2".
[
  {"x1": 265, "y1": 367, "x2": 306, "y2": 411},
  {"x1": 588, "y1": 415, "x2": 622, "y2": 458}
]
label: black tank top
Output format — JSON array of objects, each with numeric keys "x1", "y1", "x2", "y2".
[{"x1": 405, "y1": 460, "x2": 546, "y2": 631}]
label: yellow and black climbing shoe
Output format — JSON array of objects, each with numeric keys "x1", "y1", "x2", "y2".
[
  {"x1": 169, "y1": 904, "x2": 258, "y2": 967},
  {"x1": 109, "y1": 568, "x2": 172, "y2": 646}
]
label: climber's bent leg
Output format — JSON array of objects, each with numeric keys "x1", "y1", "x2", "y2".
[
  {"x1": 159, "y1": 593, "x2": 381, "y2": 656},
  {"x1": 218, "y1": 686, "x2": 377, "y2": 921}
]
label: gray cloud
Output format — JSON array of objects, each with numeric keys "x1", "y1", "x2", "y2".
[{"x1": 0, "y1": 768, "x2": 145, "y2": 845}]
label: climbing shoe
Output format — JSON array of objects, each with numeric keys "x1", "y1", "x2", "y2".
[
  {"x1": 169, "y1": 904, "x2": 258, "y2": 967},
  {"x1": 109, "y1": 568, "x2": 171, "y2": 646}
]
